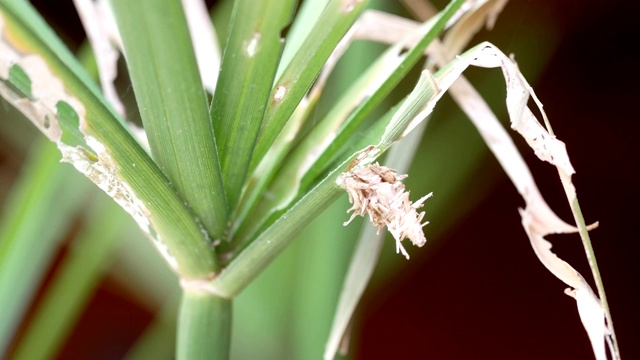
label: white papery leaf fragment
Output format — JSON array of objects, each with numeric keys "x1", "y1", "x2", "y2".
[{"x1": 338, "y1": 162, "x2": 432, "y2": 259}]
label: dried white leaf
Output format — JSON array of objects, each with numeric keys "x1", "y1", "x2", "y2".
[
  {"x1": 0, "y1": 15, "x2": 86, "y2": 142},
  {"x1": 567, "y1": 284, "x2": 607, "y2": 360},
  {"x1": 425, "y1": 41, "x2": 613, "y2": 359},
  {"x1": 58, "y1": 139, "x2": 178, "y2": 271},
  {"x1": 181, "y1": 0, "x2": 221, "y2": 93},
  {"x1": 73, "y1": 0, "x2": 125, "y2": 115}
]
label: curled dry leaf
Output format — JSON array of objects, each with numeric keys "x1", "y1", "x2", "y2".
[
  {"x1": 426, "y1": 41, "x2": 615, "y2": 359},
  {"x1": 337, "y1": 162, "x2": 432, "y2": 259}
]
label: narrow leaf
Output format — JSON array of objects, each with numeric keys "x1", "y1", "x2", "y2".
[
  {"x1": 11, "y1": 195, "x2": 131, "y2": 360},
  {"x1": 211, "y1": 0, "x2": 296, "y2": 208},
  {"x1": 0, "y1": 3, "x2": 217, "y2": 277},
  {"x1": 250, "y1": 0, "x2": 370, "y2": 171},
  {"x1": 0, "y1": 139, "x2": 89, "y2": 355},
  {"x1": 276, "y1": 0, "x2": 331, "y2": 78},
  {"x1": 111, "y1": 0, "x2": 229, "y2": 241},
  {"x1": 231, "y1": 0, "x2": 466, "y2": 250}
]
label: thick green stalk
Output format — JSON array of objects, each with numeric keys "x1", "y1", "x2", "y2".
[{"x1": 177, "y1": 289, "x2": 232, "y2": 360}]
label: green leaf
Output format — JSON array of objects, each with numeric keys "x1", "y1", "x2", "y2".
[
  {"x1": 6, "y1": 64, "x2": 32, "y2": 99},
  {"x1": 231, "y1": 0, "x2": 466, "y2": 250},
  {"x1": 250, "y1": 0, "x2": 370, "y2": 171},
  {"x1": 209, "y1": 61, "x2": 445, "y2": 297},
  {"x1": 11, "y1": 195, "x2": 132, "y2": 360},
  {"x1": 111, "y1": 0, "x2": 228, "y2": 241},
  {"x1": 0, "y1": 139, "x2": 89, "y2": 355},
  {"x1": 211, "y1": 0, "x2": 296, "y2": 208},
  {"x1": 276, "y1": 0, "x2": 331, "y2": 78},
  {"x1": 0, "y1": 2, "x2": 217, "y2": 277}
]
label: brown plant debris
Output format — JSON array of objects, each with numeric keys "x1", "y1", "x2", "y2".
[{"x1": 338, "y1": 163, "x2": 432, "y2": 259}]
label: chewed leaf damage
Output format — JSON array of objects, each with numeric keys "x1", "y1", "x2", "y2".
[
  {"x1": 0, "y1": 12, "x2": 178, "y2": 271},
  {"x1": 58, "y1": 138, "x2": 178, "y2": 271}
]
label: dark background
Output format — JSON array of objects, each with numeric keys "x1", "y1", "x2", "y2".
[{"x1": 22, "y1": 0, "x2": 640, "y2": 359}]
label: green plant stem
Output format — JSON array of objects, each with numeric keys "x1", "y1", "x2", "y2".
[
  {"x1": 559, "y1": 177, "x2": 621, "y2": 358},
  {"x1": 177, "y1": 289, "x2": 232, "y2": 360}
]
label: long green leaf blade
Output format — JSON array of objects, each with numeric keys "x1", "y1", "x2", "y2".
[
  {"x1": 11, "y1": 195, "x2": 131, "y2": 360},
  {"x1": 250, "y1": 0, "x2": 370, "y2": 171},
  {"x1": 276, "y1": 0, "x2": 331, "y2": 78},
  {"x1": 211, "y1": 0, "x2": 296, "y2": 208},
  {"x1": 111, "y1": 0, "x2": 228, "y2": 241},
  {"x1": 0, "y1": 3, "x2": 217, "y2": 277},
  {"x1": 0, "y1": 139, "x2": 89, "y2": 355}
]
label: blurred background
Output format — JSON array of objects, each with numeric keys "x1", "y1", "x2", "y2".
[{"x1": 0, "y1": 0, "x2": 638, "y2": 359}]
